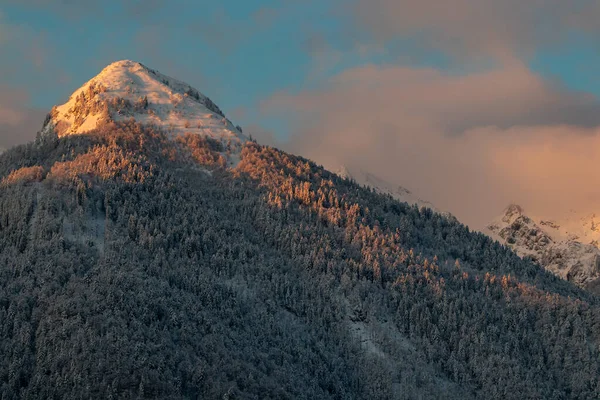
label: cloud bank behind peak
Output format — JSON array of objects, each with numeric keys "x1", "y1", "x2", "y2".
[{"x1": 259, "y1": 62, "x2": 600, "y2": 227}]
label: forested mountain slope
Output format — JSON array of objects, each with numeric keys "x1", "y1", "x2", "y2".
[{"x1": 0, "y1": 121, "x2": 599, "y2": 399}]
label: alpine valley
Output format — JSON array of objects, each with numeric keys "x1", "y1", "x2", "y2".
[{"x1": 1, "y1": 61, "x2": 600, "y2": 400}]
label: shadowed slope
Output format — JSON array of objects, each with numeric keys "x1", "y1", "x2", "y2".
[{"x1": 0, "y1": 124, "x2": 599, "y2": 399}]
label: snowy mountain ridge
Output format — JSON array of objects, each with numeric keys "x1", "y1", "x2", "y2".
[
  {"x1": 335, "y1": 166, "x2": 442, "y2": 213},
  {"x1": 41, "y1": 60, "x2": 246, "y2": 152},
  {"x1": 485, "y1": 204, "x2": 600, "y2": 290}
]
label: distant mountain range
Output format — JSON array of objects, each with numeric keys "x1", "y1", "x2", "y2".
[
  {"x1": 335, "y1": 166, "x2": 439, "y2": 212},
  {"x1": 337, "y1": 166, "x2": 600, "y2": 293},
  {"x1": 485, "y1": 204, "x2": 600, "y2": 292}
]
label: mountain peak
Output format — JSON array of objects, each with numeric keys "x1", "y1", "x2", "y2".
[
  {"x1": 502, "y1": 203, "x2": 525, "y2": 222},
  {"x1": 504, "y1": 203, "x2": 524, "y2": 215},
  {"x1": 103, "y1": 59, "x2": 141, "y2": 68},
  {"x1": 41, "y1": 60, "x2": 246, "y2": 150},
  {"x1": 486, "y1": 203, "x2": 600, "y2": 289}
]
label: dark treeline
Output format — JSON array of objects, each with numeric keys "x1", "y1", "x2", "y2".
[{"x1": 0, "y1": 123, "x2": 599, "y2": 399}]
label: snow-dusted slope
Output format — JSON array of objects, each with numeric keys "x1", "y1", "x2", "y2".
[
  {"x1": 42, "y1": 60, "x2": 246, "y2": 151},
  {"x1": 485, "y1": 204, "x2": 600, "y2": 290},
  {"x1": 336, "y1": 166, "x2": 441, "y2": 212}
]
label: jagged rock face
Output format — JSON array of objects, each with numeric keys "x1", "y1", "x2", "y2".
[
  {"x1": 486, "y1": 204, "x2": 600, "y2": 290},
  {"x1": 41, "y1": 60, "x2": 246, "y2": 150}
]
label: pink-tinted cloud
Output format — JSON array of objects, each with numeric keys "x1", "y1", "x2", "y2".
[
  {"x1": 0, "y1": 87, "x2": 29, "y2": 125},
  {"x1": 346, "y1": 0, "x2": 600, "y2": 60},
  {"x1": 261, "y1": 62, "x2": 600, "y2": 227},
  {"x1": 0, "y1": 86, "x2": 46, "y2": 149},
  {"x1": 244, "y1": 124, "x2": 279, "y2": 147}
]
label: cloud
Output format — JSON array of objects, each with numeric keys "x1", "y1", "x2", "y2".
[
  {"x1": 0, "y1": 86, "x2": 46, "y2": 149},
  {"x1": 186, "y1": 6, "x2": 282, "y2": 56},
  {"x1": 0, "y1": 11, "x2": 52, "y2": 71},
  {"x1": 2, "y1": 0, "x2": 106, "y2": 19},
  {"x1": 3, "y1": 0, "x2": 170, "y2": 21},
  {"x1": 300, "y1": 33, "x2": 344, "y2": 80},
  {"x1": 244, "y1": 124, "x2": 280, "y2": 147},
  {"x1": 251, "y1": 7, "x2": 281, "y2": 28},
  {"x1": 0, "y1": 13, "x2": 66, "y2": 98},
  {"x1": 261, "y1": 62, "x2": 600, "y2": 227},
  {"x1": 125, "y1": 0, "x2": 167, "y2": 20},
  {"x1": 187, "y1": 8, "x2": 243, "y2": 54},
  {"x1": 345, "y1": 0, "x2": 600, "y2": 61}
]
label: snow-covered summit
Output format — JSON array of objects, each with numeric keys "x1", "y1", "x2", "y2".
[
  {"x1": 42, "y1": 60, "x2": 246, "y2": 149},
  {"x1": 485, "y1": 204, "x2": 600, "y2": 290}
]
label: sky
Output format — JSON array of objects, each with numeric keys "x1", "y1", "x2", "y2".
[{"x1": 2, "y1": 0, "x2": 600, "y2": 228}]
